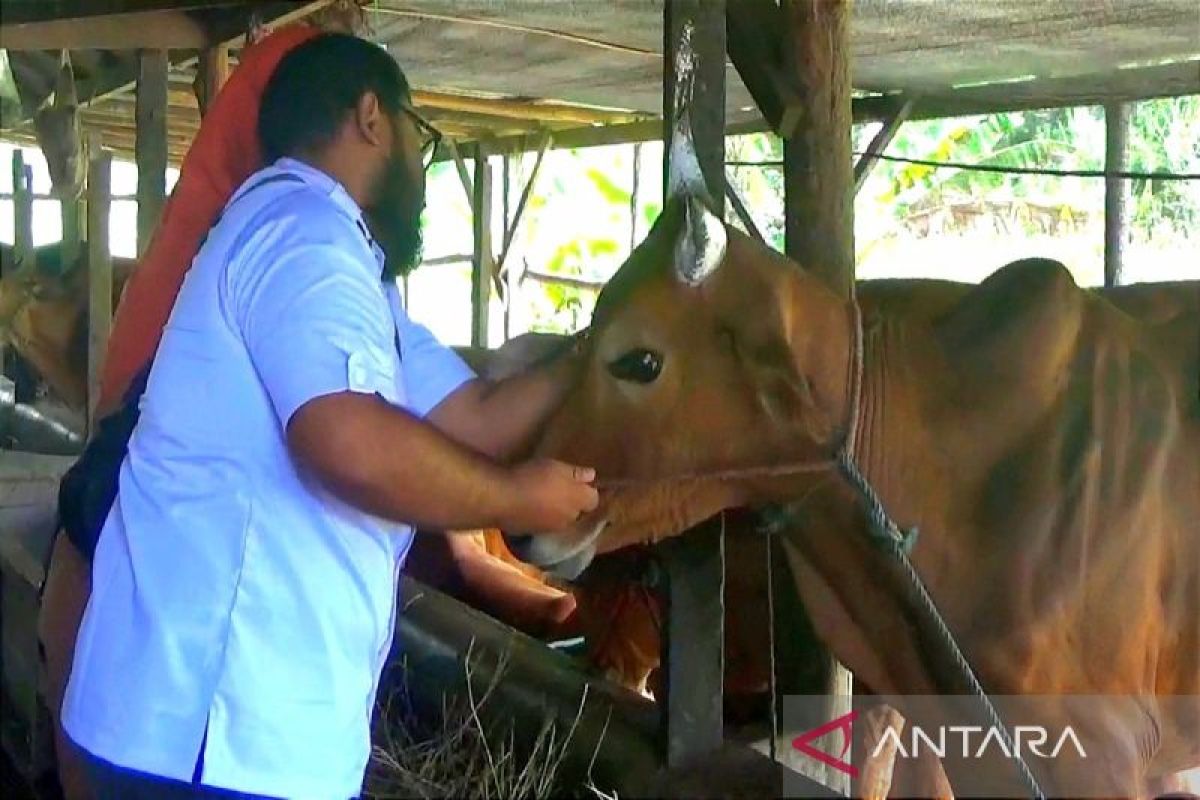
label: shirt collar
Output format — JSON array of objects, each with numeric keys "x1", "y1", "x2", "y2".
[{"x1": 271, "y1": 157, "x2": 387, "y2": 275}]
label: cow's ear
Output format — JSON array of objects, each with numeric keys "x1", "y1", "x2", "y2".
[{"x1": 674, "y1": 194, "x2": 726, "y2": 286}]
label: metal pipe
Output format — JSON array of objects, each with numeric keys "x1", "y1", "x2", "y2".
[{"x1": 1, "y1": 378, "x2": 84, "y2": 455}]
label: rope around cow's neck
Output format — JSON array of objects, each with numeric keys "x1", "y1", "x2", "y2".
[{"x1": 586, "y1": 301, "x2": 1046, "y2": 799}]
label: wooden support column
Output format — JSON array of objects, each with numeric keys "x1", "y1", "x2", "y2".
[
  {"x1": 780, "y1": 1, "x2": 855, "y2": 794},
  {"x1": 135, "y1": 49, "x2": 168, "y2": 257},
  {"x1": 659, "y1": 0, "x2": 726, "y2": 772},
  {"x1": 783, "y1": 0, "x2": 854, "y2": 297},
  {"x1": 86, "y1": 144, "x2": 113, "y2": 433},
  {"x1": 1104, "y1": 102, "x2": 1129, "y2": 288},
  {"x1": 194, "y1": 44, "x2": 230, "y2": 117},
  {"x1": 854, "y1": 97, "x2": 915, "y2": 195},
  {"x1": 470, "y1": 145, "x2": 492, "y2": 348},
  {"x1": 10, "y1": 151, "x2": 34, "y2": 271}
]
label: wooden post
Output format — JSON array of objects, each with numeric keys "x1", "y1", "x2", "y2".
[
  {"x1": 1104, "y1": 102, "x2": 1128, "y2": 288},
  {"x1": 783, "y1": 0, "x2": 854, "y2": 297},
  {"x1": 470, "y1": 145, "x2": 492, "y2": 348},
  {"x1": 136, "y1": 49, "x2": 168, "y2": 257},
  {"x1": 780, "y1": 1, "x2": 855, "y2": 793},
  {"x1": 194, "y1": 44, "x2": 230, "y2": 117},
  {"x1": 86, "y1": 143, "x2": 112, "y2": 433},
  {"x1": 630, "y1": 142, "x2": 642, "y2": 252},
  {"x1": 11, "y1": 151, "x2": 33, "y2": 271},
  {"x1": 660, "y1": 0, "x2": 726, "y2": 772}
]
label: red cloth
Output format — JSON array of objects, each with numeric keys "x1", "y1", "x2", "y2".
[{"x1": 96, "y1": 24, "x2": 320, "y2": 416}]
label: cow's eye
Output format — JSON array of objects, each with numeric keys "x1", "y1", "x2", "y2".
[{"x1": 607, "y1": 348, "x2": 663, "y2": 384}]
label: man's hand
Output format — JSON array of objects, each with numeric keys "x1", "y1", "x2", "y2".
[{"x1": 503, "y1": 460, "x2": 599, "y2": 533}]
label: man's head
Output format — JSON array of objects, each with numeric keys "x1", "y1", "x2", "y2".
[{"x1": 259, "y1": 33, "x2": 438, "y2": 276}]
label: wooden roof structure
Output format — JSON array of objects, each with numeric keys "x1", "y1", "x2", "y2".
[{"x1": 1, "y1": 0, "x2": 1197, "y2": 166}]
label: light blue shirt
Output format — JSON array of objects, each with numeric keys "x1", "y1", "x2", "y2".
[{"x1": 62, "y1": 158, "x2": 475, "y2": 799}]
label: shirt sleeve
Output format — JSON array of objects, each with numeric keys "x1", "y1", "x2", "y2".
[
  {"x1": 233, "y1": 241, "x2": 399, "y2": 426},
  {"x1": 396, "y1": 309, "x2": 476, "y2": 418}
]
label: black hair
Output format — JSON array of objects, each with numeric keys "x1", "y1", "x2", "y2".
[{"x1": 258, "y1": 33, "x2": 410, "y2": 163}]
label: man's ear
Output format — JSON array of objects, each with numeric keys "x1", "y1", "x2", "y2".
[{"x1": 355, "y1": 91, "x2": 387, "y2": 148}]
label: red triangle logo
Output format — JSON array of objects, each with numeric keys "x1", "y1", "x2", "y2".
[{"x1": 791, "y1": 709, "x2": 859, "y2": 778}]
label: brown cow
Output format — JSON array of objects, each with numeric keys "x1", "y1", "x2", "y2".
[{"x1": 507, "y1": 194, "x2": 1199, "y2": 798}]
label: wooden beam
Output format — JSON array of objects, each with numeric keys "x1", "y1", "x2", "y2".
[
  {"x1": 660, "y1": 0, "x2": 726, "y2": 771},
  {"x1": 86, "y1": 143, "x2": 112, "y2": 434},
  {"x1": 496, "y1": 132, "x2": 551, "y2": 276},
  {"x1": 1104, "y1": 102, "x2": 1129, "y2": 288},
  {"x1": 783, "y1": 0, "x2": 854, "y2": 298},
  {"x1": 470, "y1": 146, "x2": 492, "y2": 348},
  {"x1": 10, "y1": 151, "x2": 34, "y2": 271},
  {"x1": 724, "y1": 177, "x2": 766, "y2": 244},
  {"x1": 445, "y1": 138, "x2": 474, "y2": 203},
  {"x1": 136, "y1": 50, "x2": 169, "y2": 257},
  {"x1": 854, "y1": 97, "x2": 915, "y2": 195},
  {"x1": 726, "y1": 0, "x2": 800, "y2": 138},
  {"x1": 0, "y1": 10, "x2": 208, "y2": 50},
  {"x1": 522, "y1": 269, "x2": 604, "y2": 292},
  {"x1": 413, "y1": 90, "x2": 640, "y2": 126},
  {"x1": 194, "y1": 44, "x2": 230, "y2": 117},
  {"x1": 663, "y1": 0, "x2": 727, "y2": 210}
]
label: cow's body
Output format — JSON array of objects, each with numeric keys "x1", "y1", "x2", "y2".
[
  {"x1": 508, "y1": 196, "x2": 1199, "y2": 798},
  {"x1": 1, "y1": 241, "x2": 134, "y2": 409}
]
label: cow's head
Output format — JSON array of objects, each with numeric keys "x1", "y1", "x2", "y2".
[
  {"x1": 507, "y1": 193, "x2": 855, "y2": 576},
  {"x1": 32, "y1": 53, "x2": 85, "y2": 201}
]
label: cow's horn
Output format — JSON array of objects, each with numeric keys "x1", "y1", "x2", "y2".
[{"x1": 674, "y1": 193, "x2": 727, "y2": 286}]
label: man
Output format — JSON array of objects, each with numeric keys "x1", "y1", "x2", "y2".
[{"x1": 60, "y1": 33, "x2": 598, "y2": 799}]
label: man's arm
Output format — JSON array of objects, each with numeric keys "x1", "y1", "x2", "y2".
[
  {"x1": 427, "y1": 351, "x2": 576, "y2": 462},
  {"x1": 287, "y1": 392, "x2": 595, "y2": 533}
]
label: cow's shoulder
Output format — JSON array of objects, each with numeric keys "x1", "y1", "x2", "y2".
[{"x1": 934, "y1": 258, "x2": 1086, "y2": 391}]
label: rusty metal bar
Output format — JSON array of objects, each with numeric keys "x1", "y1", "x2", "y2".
[{"x1": 86, "y1": 143, "x2": 112, "y2": 434}]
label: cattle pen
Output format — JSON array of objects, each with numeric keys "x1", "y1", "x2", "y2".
[{"x1": 1, "y1": 2, "x2": 1198, "y2": 798}]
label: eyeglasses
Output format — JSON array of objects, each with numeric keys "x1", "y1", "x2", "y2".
[{"x1": 400, "y1": 104, "x2": 442, "y2": 170}]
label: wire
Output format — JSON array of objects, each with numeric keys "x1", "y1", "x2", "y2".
[{"x1": 726, "y1": 153, "x2": 1200, "y2": 181}]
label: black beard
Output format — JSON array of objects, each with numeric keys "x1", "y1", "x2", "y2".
[{"x1": 368, "y1": 157, "x2": 424, "y2": 279}]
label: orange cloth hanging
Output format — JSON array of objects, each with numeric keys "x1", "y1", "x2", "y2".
[{"x1": 96, "y1": 24, "x2": 321, "y2": 416}]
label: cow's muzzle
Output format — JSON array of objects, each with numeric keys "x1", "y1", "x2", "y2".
[{"x1": 503, "y1": 518, "x2": 608, "y2": 580}]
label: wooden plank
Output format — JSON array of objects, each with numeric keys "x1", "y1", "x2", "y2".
[
  {"x1": 783, "y1": 0, "x2": 854, "y2": 298},
  {"x1": 523, "y1": 269, "x2": 604, "y2": 292},
  {"x1": 725, "y1": 0, "x2": 799, "y2": 138},
  {"x1": 663, "y1": 0, "x2": 727, "y2": 208},
  {"x1": 496, "y1": 132, "x2": 551, "y2": 276},
  {"x1": 470, "y1": 146, "x2": 492, "y2": 348},
  {"x1": 725, "y1": 176, "x2": 765, "y2": 244},
  {"x1": 660, "y1": 0, "x2": 726, "y2": 771},
  {"x1": 0, "y1": 10, "x2": 208, "y2": 50},
  {"x1": 1104, "y1": 102, "x2": 1129, "y2": 288},
  {"x1": 445, "y1": 138, "x2": 474, "y2": 203},
  {"x1": 136, "y1": 49, "x2": 169, "y2": 257},
  {"x1": 854, "y1": 96, "x2": 914, "y2": 195},
  {"x1": 10, "y1": 151, "x2": 33, "y2": 271},
  {"x1": 86, "y1": 144, "x2": 112, "y2": 434},
  {"x1": 195, "y1": 44, "x2": 230, "y2": 117}
]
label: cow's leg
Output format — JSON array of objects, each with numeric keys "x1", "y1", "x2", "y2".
[{"x1": 37, "y1": 534, "x2": 95, "y2": 800}]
